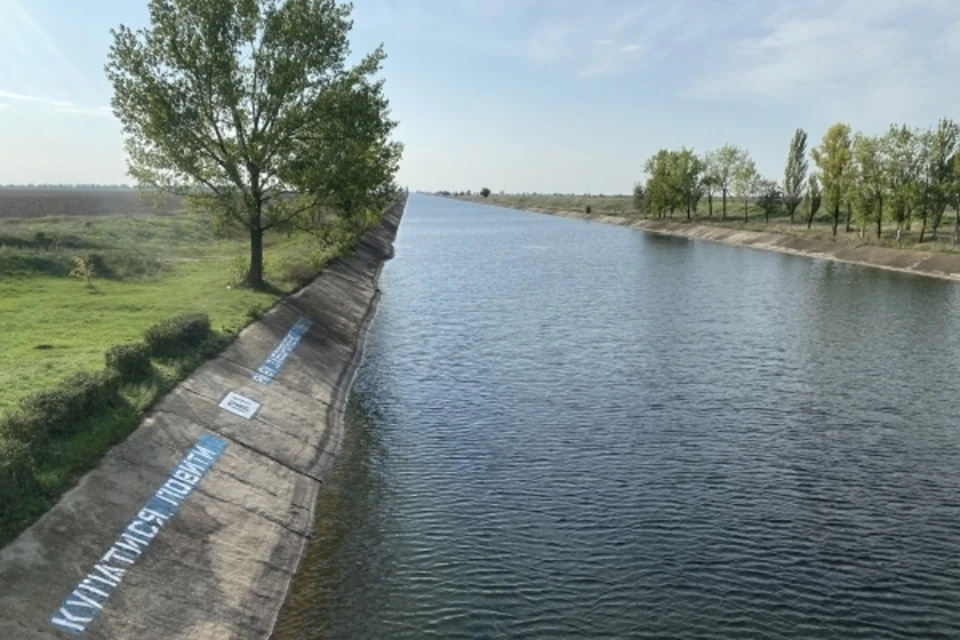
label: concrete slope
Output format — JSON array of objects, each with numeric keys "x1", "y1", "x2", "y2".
[
  {"x1": 0, "y1": 200, "x2": 405, "y2": 640},
  {"x1": 522, "y1": 205, "x2": 960, "y2": 283}
]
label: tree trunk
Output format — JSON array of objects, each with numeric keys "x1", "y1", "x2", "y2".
[
  {"x1": 845, "y1": 209, "x2": 851, "y2": 233},
  {"x1": 877, "y1": 200, "x2": 883, "y2": 239},
  {"x1": 807, "y1": 204, "x2": 814, "y2": 229},
  {"x1": 955, "y1": 205, "x2": 960, "y2": 244},
  {"x1": 708, "y1": 193, "x2": 713, "y2": 217},
  {"x1": 832, "y1": 206, "x2": 839, "y2": 237},
  {"x1": 246, "y1": 225, "x2": 264, "y2": 288},
  {"x1": 722, "y1": 190, "x2": 727, "y2": 221},
  {"x1": 686, "y1": 200, "x2": 691, "y2": 220},
  {"x1": 919, "y1": 219, "x2": 927, "y2": 244}
]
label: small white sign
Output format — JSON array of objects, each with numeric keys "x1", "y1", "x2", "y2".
[{"x1": 218, "y1": 391, "x2": 261, "y2": 420}]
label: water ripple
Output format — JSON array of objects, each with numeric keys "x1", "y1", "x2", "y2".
[{"x1": 273, "y1": 196, "x2": 960, "y2": 639}]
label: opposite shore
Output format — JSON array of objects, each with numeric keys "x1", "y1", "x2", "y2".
[{"x1": 458, "y1": 197, "x2": 960, "y2": 283}]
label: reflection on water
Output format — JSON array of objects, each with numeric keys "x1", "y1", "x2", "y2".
[{"x1": 274, "y1": 195, "x2": 960, "y2": 639}]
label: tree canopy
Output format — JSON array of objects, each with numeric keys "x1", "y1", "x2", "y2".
[{"x1": 106, "y1": 0, "x2": 401, "y2": 288}]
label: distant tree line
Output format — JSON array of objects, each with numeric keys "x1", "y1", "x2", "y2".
[{"x1": 634, "y1": 118, "x2": 960, "y2": 243}]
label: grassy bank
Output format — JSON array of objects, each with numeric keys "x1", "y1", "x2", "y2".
[
  {"x1": 0, "y1": 202, "x2": 370, "y2": 546},
  {"x1": 457, "y1": 193, "x2": 960, "y2": 254}
]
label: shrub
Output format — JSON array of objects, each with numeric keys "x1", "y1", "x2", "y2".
[
  {"x1": 144, "y1": 313, "x2": 212, "y2": 359},
  {"x1": 0, "y1": 438, "x2": 41, "y2": 512},
  {"x1": 106, "y1": 342, "x2": 153, "y2": 381},
  {"x1": 20, "y1": 370, "x2": 123, "y2": 441},
  {"x1": 585, "y1": 205, "x2": 592, "y2": 214},
  {"x1": 282, "y1": 261, "x2": 318, "y2": 288}
]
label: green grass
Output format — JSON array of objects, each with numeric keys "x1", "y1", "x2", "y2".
[
  {"x1": 0, "y1": 207, "x2": 365, "y2": 546},
  {"x1": 0, "y1": 212, "x2": 340, "y2": 414}
]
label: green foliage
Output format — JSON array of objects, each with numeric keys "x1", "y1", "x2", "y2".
[
  {"x1": 1, "y1": 371, "x2": 123, "y2": 451},
  {"x1": 733, "y1": 156, "x2": 759, "y2": 221},
  {"x1": 0, "y1": 438, "x2": 40, "y2": 516},
  {"x1": 69, "y1": 255, "x2": 96, "y2": 285},
  {"x1": 920, "y1": 118, "x2": 959, "y2": 240},
  {"x1": 756, "y1": 180, "x2": 782, "y2": 222},
  {"x1": 480, "y1": 187, "x2": 491, "y2": 198},
  {"x1": 851, "y1": 133, "x2": 885, "y2": 236},
  {"x1": 705, "y1": 144, "x2": 749, "y2": 219},
  {"x1": 144, "y1": 313, "x2": 212, "y2": 360},
  {"x1": 106, "y1": 0, "x2": 401, "y2": 288},
  {"x1": 105, "y1": 342, "x2": 154, "y2": 381},
  {"x1": 632, "y1": 183, "x2": 644, "y2": 212},
  {"x1": 783, "y1": 129, "x2": 808, "y2": 222},
  {"x1": 811, "y1": 123, "x2": 853, "y2": 236}
]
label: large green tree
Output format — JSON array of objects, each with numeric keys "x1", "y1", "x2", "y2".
[
  {"x1": 732, "y1": 156, "x2": 758, "y2": 223},
  {"x1": 882, "y1": 124, "x2": 922, "y2": 242},
  {"x1": 106, "y1": 0, "x2": 400, "y2": 288},
  {"x1": 811, "y1": 123, "x2": 853, "y2": 236},
  {"x1": 850, "y1": 133, "x2": 885, "y2": 238},
  {"x1": 705, "y1": 144, "x2": 748, "y2": 221},
  {"x1": 783, "y1": 128, "x2": 808, "y2": 224},
  {"x1": 921, "y1": 118, "x2": 959, "y2": 242},
  {"x1": 670, "y1": 148, "x2": 704, "y2": 220},
  {"x1": 806, "y1": 174, "x2": 822, "y2": 229}
]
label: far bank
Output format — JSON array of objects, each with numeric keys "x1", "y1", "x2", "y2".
[{"x1": 457, "y1": 197, "x2": 960, "y2": 284}]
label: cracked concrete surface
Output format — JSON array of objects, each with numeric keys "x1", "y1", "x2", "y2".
[{"x1": 0, "y1": 200, "x2": 404, "y2": 639}]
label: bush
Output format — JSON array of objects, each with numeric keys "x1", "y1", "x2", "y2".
[
  {"x1": 282, "y1": 261, "x2": 319, "y2": 288},
  {"x1": 0, "y1": 438, "x2": 41, "y2": 512},
  {"x1": 21, "y1": 371, "x2": 123, "y2": 441},
  {"x1": 585, "y1": 205, "x2": 592, "y2": 214},
  {"x1": 106, "y1": 342, "x2": 153, "y2": 381},
  {"x1": 144, "y1": 313, "x2": 212, "y2": 359}
]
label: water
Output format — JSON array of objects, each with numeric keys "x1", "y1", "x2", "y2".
[{"x1": 273, "y1": 194, "x2": 960, "y2": 639}]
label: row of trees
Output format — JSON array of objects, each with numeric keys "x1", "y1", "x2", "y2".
[{"x1": 635, "y1": 119, "x2": 960, "y2": 243}]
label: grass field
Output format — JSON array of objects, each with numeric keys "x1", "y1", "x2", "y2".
[
  {"x1": 0, "y1": 189, "x2": 362, "y2": 544},
  {"x1": 0, "y1": 193, "x2": 341, "y2": 413},
  {"x1": 457, "y1": 193, "x2": 960, "y2": 254}
]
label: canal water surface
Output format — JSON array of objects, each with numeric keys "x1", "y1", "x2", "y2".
[{"x1": 274, "y1": 194, "x2": 960, "y2": 639}]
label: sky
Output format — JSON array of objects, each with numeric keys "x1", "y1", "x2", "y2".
[{"x1": 2, "y1": 0, "x2": 960, "y2": 193}]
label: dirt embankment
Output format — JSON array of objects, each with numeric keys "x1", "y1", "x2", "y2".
[
  {"x1": 523, "y1": 206, "x2": 960, "y2": 283},
  {"x1": 0, "y1": 200, "x2": 405, "y2": 640}
]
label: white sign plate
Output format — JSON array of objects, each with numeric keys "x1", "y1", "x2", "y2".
[{"x1": 218, "y1": 391, "x2": 261, "y2": 420}]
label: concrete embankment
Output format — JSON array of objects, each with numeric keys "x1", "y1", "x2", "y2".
[
  {"x1": 0, "y1": 199, "x2": 405, "y2": 639},
  {"x1": 521, "y1": 206, "x2": 960, "y2": 283}
]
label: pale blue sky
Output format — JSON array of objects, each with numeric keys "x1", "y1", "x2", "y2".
[{"x1": 1, "y1": 0, "x2": 959, "y2": 193}]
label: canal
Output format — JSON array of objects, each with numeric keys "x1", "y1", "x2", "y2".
[{"x1": 274, "y1": 194, "x2": 960, "y2": 639}]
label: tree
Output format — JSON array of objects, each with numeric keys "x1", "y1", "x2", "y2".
[
  {"x1": 480, "y1": 187, "x2": 491, "y2": 198},
  {"x1": 806, "y1": 174, "x2": 822, "y2": 229},
  {"x1": 705, "y1": 144, "x2": 748, "y2": 221},
  {"x1": 643, "y1": 149, "x2": 678, "y2": 218},
  {"x1": 756, "y1": 180, "x2": 782, "y2": 223},
  {"x1": 701, "y1": 172, "x2": 717, "y2": 217},
  {"x1": 783, "y1": 128, "x2": 808, "y2": 224},
  {"x1": 922, "y1": 118, "x2": 959, "y2": 242},
  {"x1": 669, "y1": 147, "x2": 704, "y2": 220},
  {"x1": 106, "y1": 0, "x2": 400, "y2": 289},
  {"x1": 732, "y1": 156, "x2": 758, "y2": 223},
  {"x1": 811, "y1": 123, "x2": 853, "y2": 236},
  {"x1": 632, "y1": 183, "x2": 644, "y2": 213},
  {"x1": 882, "y1": 124, "x2": 922, "y2": 242},
  {"x1": 850, "y1": 133, "x2": 885, "y2": 238}
]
